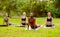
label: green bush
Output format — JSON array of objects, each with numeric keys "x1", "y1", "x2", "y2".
[{"x1": 0, "y1": 0, "x2": 60, "y2": 18}]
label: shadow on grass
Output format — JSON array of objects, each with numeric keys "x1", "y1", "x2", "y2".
[
  {"x1": 0, "y1": 25, "x2": 8, "y2": 27},
  {"x1": 16, "y1": 26, "x2": 25, "y2": 27}
]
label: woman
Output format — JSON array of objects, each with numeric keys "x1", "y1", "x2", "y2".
[
  {"x1": 20, "y1": 12, "x2": 27, "y2": 26},
  {"x1": 45, "y1": 12, "x2": 54, "y2": 27},
  {"x1": 28, "y1": 12, "x2": 40, "y2": 30},
  {"x1": 3, "y1": 13, "x2": 9, "y2": 26}
]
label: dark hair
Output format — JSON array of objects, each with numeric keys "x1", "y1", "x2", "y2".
[{"x1": 30, "y1": 16, "x2": 34, "y2": 18}]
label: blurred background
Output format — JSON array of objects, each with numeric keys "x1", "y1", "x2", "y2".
[{"x1": 0, "y1": 0, "x2": 60, "y2": 18}]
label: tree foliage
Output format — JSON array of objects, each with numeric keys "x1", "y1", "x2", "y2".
[{"x1": 0, "y1": 0, "x2": 60, "y2": 18}]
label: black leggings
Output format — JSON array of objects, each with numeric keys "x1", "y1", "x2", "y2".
[
  {"x1": 46, "y1": 25, "x2": 53, "y2": 27},
  {"x1": 22, "y1": 23, "x2": 26, "y2": 25}
]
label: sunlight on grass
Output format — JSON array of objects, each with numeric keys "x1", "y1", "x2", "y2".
[{"x1": 0, "y1": 17, "x2": 60, "y2": 37}]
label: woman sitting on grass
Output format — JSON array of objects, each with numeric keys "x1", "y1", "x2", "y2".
[
  {"x1": 3, "y1": 13, "x2": 9, "y2": 26},
  {"x1": 44, "y1": 12, "x2": 54, "y2": 28},
  {"x1": 27, "y1": 12, "x2": 40, "y2": 30},
  {"x1": 20, "y1": 12, "x2": 27, "y2": 27}
]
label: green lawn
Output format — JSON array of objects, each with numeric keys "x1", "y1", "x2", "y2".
[{"x1": 0, "y1": 17, "x2": 60, "y2": 37}]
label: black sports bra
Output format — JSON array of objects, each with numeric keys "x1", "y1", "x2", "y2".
[
  {"x1": 4, "y1": 17, "x2": 8, "y2": 22},
  {"x1": 22, "y1": 18, "x2": 26, "y2": 21},
  {"x1": 47, "y1": 17, "x2": 52, "y2": 22}
]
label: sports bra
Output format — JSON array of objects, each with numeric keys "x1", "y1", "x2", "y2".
[
  {"x1": 21, "y1": 15, "x2": 26, "y2": 21},
  {"x1": 22, "y1": 18, "x2": 26, "y2": 21},
  {"x1": 47, "y1": 17, "x2": 52, "y2": 22},
  {"x1": 4, "y1": 17, "x2": 8, "y2": 22}
]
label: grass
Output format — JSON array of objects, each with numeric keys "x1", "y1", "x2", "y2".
[{"x1": 0, "y1": 17, "x2": 60, "y2": 37}]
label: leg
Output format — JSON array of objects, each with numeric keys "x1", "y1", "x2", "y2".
[
  {"x1": 46, "y1": 22, "x2": 53, "y2": 27},
  {"x1": 6, "y1": 22, "x2": 9, "y2": 26}
]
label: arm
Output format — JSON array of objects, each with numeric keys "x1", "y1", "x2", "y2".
[
  {"x1": 8, "y1": 17, "x2": 9, "y2": 24},
  {"x1": 46, "y1": 17, "x2": 47, "y2": 25},
  {"x1": 28, "y1": 18, "x2": 30, "y2": 30},
  {"x1": 34, "y1": 17, "x2": 36, "y2": 29},
  {"x1": 6, "y1": 17, "x2": 9, "y2": 25},
  {"x1": 51, "y1": 17, "x2": 53, "y2": 24},
  {"x1": 26, "y1": 17, "x2": 28, "y2": 24}
]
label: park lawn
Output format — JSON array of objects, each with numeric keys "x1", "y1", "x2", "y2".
[{"x1": 0, "y1": 17, "x2": 60, "y2": 37}]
